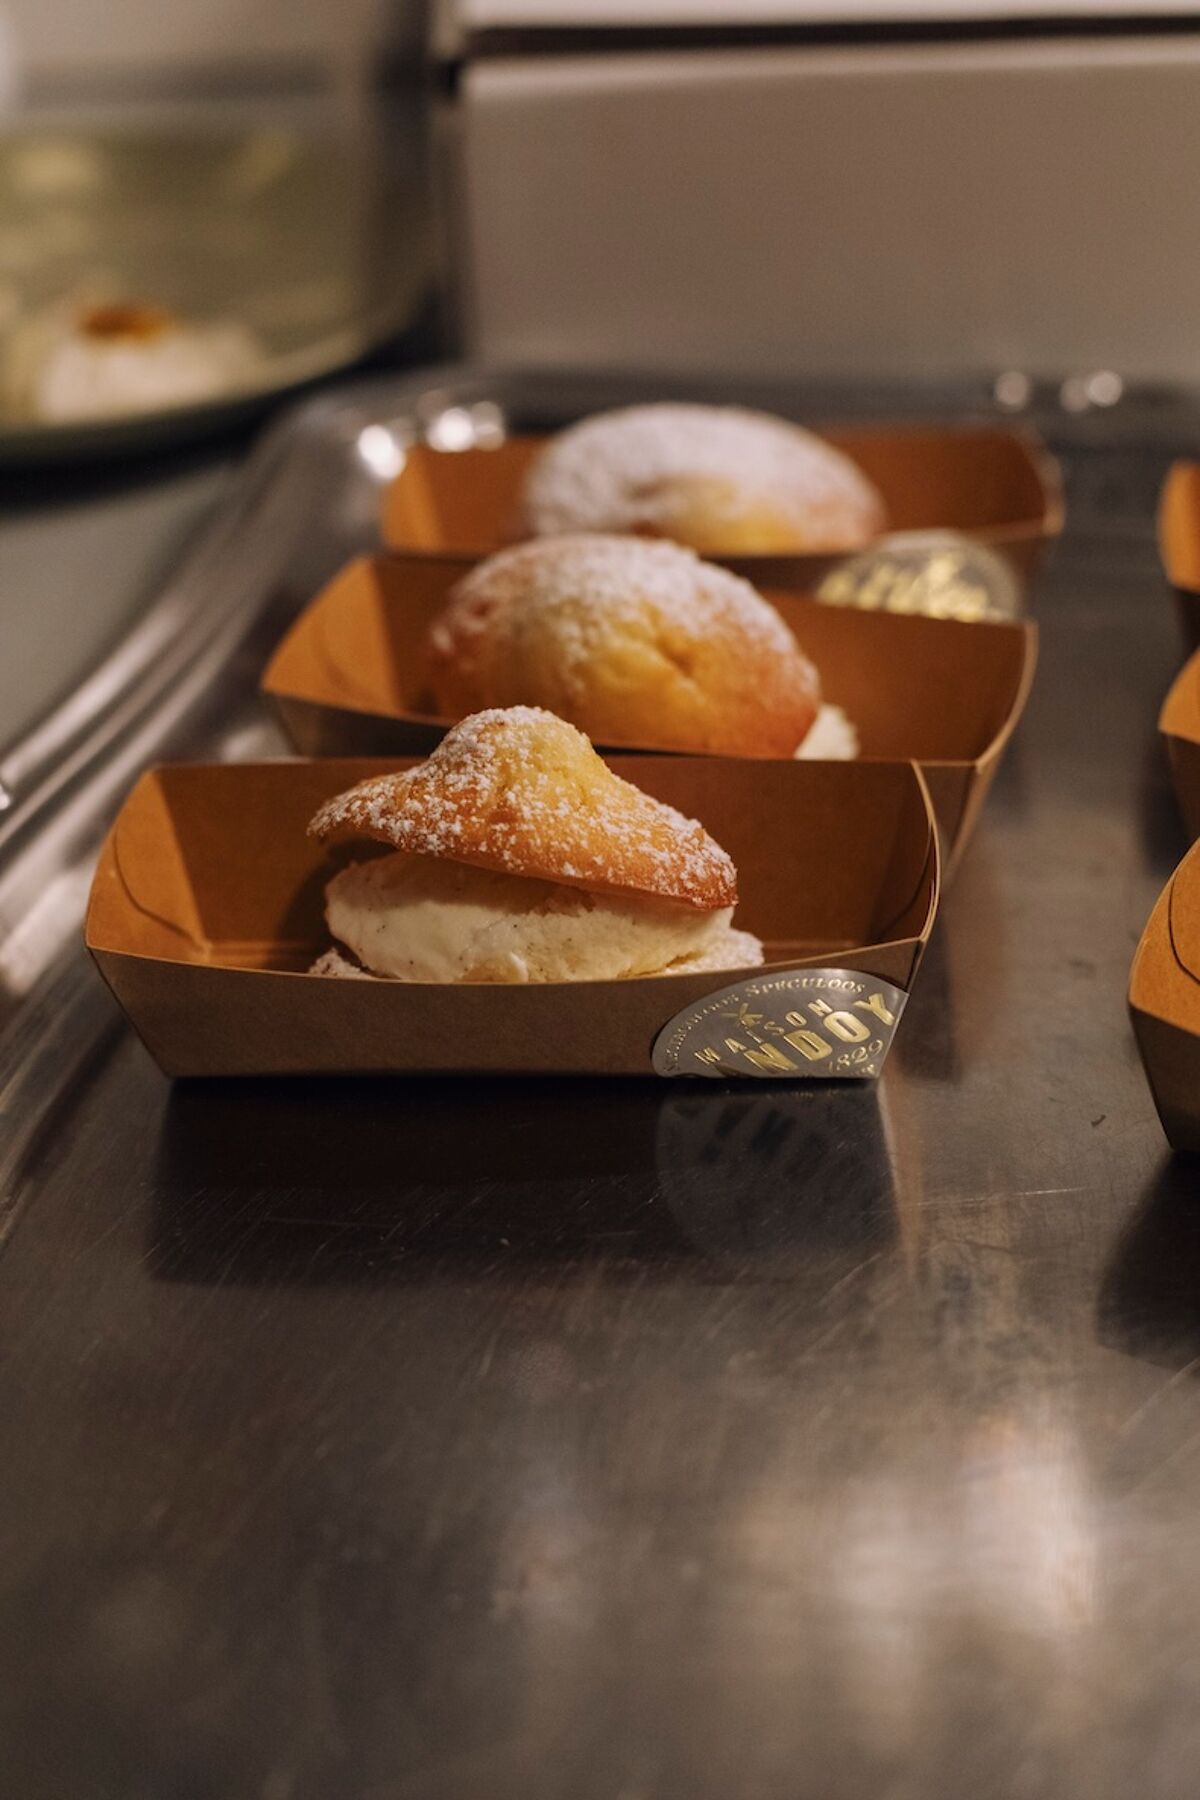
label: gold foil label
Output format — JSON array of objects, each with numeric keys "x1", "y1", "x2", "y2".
[
  {"x1": 652, "y1": 968, "x2": 908, "y2": 1080},
  {"x1": 816, "y1": 531, "x2": 1020, "y2": 623}
]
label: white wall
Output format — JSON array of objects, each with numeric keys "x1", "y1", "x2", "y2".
[{"x1": 459, "y1": 34, "x2": 1200, "y2": 382}]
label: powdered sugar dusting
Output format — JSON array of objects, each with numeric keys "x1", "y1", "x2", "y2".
[
  {"x1": 523, "y1": 403, "x2": 884, "y2": 543},
  {"x1": 428, "y1": 534, "x2": 822, "y2": 756},
  {"x1": 309, "y1": 705, "x2": 738, "y2": 910},
  {"x1": 446, "y1": 533, "x2": 800, "y2": 666}
]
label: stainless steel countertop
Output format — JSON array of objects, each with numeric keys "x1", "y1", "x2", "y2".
[{"x1": 0, "y1": 372, "x2": 1198, "y2": 1799}]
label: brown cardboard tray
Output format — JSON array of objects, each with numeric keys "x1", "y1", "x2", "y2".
[
  {"x1": 261, "y1": 555, "x2": 1036, "y2": 874},
  {"x1": 1159, "y1": 461, "x2": 1200, "y2": 653},
  {"x1": 1159, "y1": 646, "x2": 1200, "y2": 836},
  {"x1": 85, "y1": 754, "x2": 939, "y2": 1079},
  {"x1": 1130, "y1": 836, "x2": 1200, "y2": 1153},
  {"x1": 380, "y1": 424, "x2": 1063, "y2": 588}
]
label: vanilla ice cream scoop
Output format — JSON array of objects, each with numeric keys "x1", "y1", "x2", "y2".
[
  {"x1": 795, "y1": 703, "x2": 860, "y2": 760},
  {"x1": 323, "y1": 850, "x2": 761, "y2": 984}
]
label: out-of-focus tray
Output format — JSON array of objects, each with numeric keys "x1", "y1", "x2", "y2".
[
  {"x1": 1159, "y1": 460, "x2": 1200, "y2": 652},
  {"x1": 380, "y1": 423, "x2": 1063, "y2": 587},
  {"x1": 0, "y1": 123, "x2": 429, "y2": 462}
]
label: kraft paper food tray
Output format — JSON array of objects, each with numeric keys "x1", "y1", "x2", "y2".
[
  {"x1": 1159, "y1": 647, "x2": 1200, "y2": 837},
  {"x1": 1159, "y1": 461, "x2": 1200, "y2": 652},
  {"x1": 1130, "y1": 838, "x2": 1200, "y2": 1153},
  {"x1": 380, "y1": 425, "x2": 1063, "y2": 587},
  {"x1": 85, "y1": 755, "x2": 939, "y2": 1080},
  {"x1": 261, "y1": 555, "x2": 1036, "y2": 874}
]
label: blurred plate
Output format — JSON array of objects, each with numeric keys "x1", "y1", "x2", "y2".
[{"x1": 0, "y1": 123, "x2": 429, "y2": 462}]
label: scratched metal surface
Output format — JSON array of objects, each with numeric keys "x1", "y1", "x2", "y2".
[{"x1": 0, "y1": 372, "x2": 1198, "y2": 1799}]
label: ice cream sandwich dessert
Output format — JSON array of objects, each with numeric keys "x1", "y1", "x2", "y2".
[
  {"x1": 520, "y1": 402, "x2": 886, "y2": 555},
  {"x1": 308, "y1": 706, "x2": 763, "y2": 984},
  {"x1": 424, "y1": 534, "x2": 857, "y2": 761}
]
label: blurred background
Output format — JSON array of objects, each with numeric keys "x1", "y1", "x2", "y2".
[
  {"x1": 4, "y1": 0, "x2": 1200, "y2": 416},
  {"x1": 3, "y1": 0, "x2": 1199, "y2": 748},
  {"x1": 0, "y1": 0, "x2": 420, "y2": 97}
]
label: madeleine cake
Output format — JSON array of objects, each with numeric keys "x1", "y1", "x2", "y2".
[
  {"x1": 424, "y1": 534, "x2": 823, "y2": 758},
  {"x1": 308, "y1": 706, "x2": 763, "y2": 983}
]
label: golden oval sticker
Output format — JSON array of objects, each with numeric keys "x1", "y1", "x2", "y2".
[
  {"x1": 652, "y1": 968, "x2": 908, "y2": 1080},
  {"x1": 816, "y1": 530, "x2": 1020, "y2": 623}
]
